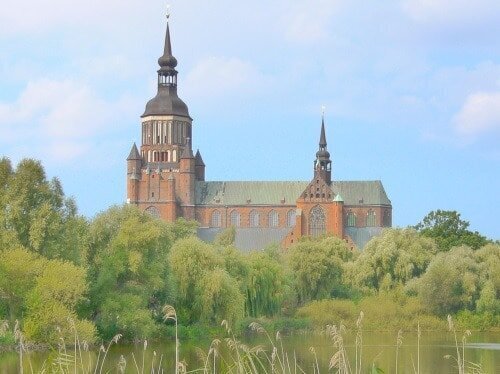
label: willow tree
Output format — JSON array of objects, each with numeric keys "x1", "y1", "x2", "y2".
[
  {"x1": 347, "y1": 228, "x2": 437, "y2": 292},
  {"x1": 288, "y1": 236, "x2": 352, "y2": 304},
  {"x1": 87, "y1": 205, "x2": 174, "y2": 340},
  {"x1": 245, "y1": 250, "x2": 288, "y2": 317}
]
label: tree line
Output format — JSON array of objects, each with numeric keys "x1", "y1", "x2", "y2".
[{"x1": 0, "y1": 158, "x2": 498, "y2": 345}]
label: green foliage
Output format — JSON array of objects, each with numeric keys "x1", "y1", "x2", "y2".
[
  {"x1": 296, "y1": 292, "x2": 445, "y2": 331},
  {"x1": 288, "y1": 236, "x2": 352, "y2": 303},
  {"x1": 0, "y1": 247, "x2": 46, "y2": 322},
  {"x1": 417, "y1": 246, "x2": 480, "y2": 315},
  {"x1": 0, "y1": 158, "x2": 88, "y2": 263},
  {"x1": 346, "y1": 228, "x2": 437, "y2": 292},
  {"x1": 199, "y1": 268, "x2": 245, "y2": 326},
  {"x1": 246, "y1": 250, "x2": 289, "y2": 317},
  {"x1": 414, "y1": 210, "x2": 489, "y2": 251},
  {"x1": 87, "y1": 205, "x2": 174, "y2": 340},
  {"x1": 214, "y1": 226, "x2": 236, "y2": 246}
]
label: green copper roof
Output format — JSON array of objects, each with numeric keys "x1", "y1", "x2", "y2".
[
  {"x1": 195, "y1": 181, "x2": 307, "y2": 206},
  {"x1": 195, "y1": 180, "x2": 391, "y2": 206},
  {"x1": 333, "y1": 193, "x2": 344, "y2": 202}
]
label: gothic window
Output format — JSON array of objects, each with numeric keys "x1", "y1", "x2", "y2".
[
  {"x1": 366, "y1": 210, "x2": 376, "y2": 227},
  {"x1": 346, "y1": 211, "x2": 356, "y2": 227},
  {"x1": 309, "y1": 205, "x2": 326, "y2": 237},
  {"x1": 211, "y1": 210, "x2": 221, "y2": 227},
  {"x1": 286, "y1": 209, "x2": 296, "y2": 227},
  {"x1": 145, "y1": 206, "x2": 160, "y2": 219},
  {"x1": 249, "y1": 210, "x2": 260, "y2": 227},
  {"x1": 268, "y1": 210, "x2": 279, "y2": 227},
  {"x1": 383, "y1": 210, "x2": 391, "y2": 227},
  {"x1": 230, "y1": 210, "x2": 240, "y2": 227}
]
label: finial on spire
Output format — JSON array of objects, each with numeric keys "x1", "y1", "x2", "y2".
[
  {"x1": 166, "y1": 4, "x2": 171, "y2": 20},
  {"x1": 321, "y1": 105, "x2": 326, "y2": 118}
]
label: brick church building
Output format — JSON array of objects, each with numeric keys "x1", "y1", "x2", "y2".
[{"x1": 126, "y1": 18, "x2": 392, "y2": 250}]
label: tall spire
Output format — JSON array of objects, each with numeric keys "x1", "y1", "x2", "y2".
[
  {"x1": 314, "y1": 109, "x2": 332, "y2": 184},
  {"x1": 319, "y1": 116, "x2": 327, "y2": 148},
  {"x1": 142, "y1": 7, "x2": 190, "y2": 118},
  {"x1": 158, "y1": 22, "x2": 178, "y2": 70}
]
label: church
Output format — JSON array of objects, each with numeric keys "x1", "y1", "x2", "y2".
[{"x1": 126, "y1": 17, "x2": 392, "y2": 250}]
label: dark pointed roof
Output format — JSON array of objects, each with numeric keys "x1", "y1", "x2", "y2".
[
  {"x1": 195, "y1": 150, "x2": 205, "y2": 166},
  {"x1": 127, "y1": 143, "x2": 141, "y2": 160},
  {"x1": 142, "y1": 85, "x2": 190, "y2": 118},
  {"x1": 142, "y1": 19, "x2": 190, "y2": 118},
  {"x1": 158, "y1": 23, "x2": 178, "y2": 70},
  {"x1": 316, "y1": 116, "x2": 330, "y2": 159},
  {"x1": 319, "y1": 116, "x2": 327, "y2": 148}
]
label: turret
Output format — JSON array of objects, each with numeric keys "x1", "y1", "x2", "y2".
[
  {"x1": 314, "y1": 115, "x2": 332, "y2": 184},
  {"x1": 195, "y1": 149, "x2": 205, "y2": 181},
  {"x1": 179, "y1": 137, "x2": 196, "y2": 208},
  {"x1": 126, "y1": 143, "x2": 142, "y2": 203}
]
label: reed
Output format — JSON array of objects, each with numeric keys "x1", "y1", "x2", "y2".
[{"x1": 4, "y1": 308, "x2": 487, "y2": 373}]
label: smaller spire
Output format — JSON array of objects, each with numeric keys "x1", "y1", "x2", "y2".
[
  {"x1": 158, "y1": 6, "x2": 177, "y2": 70},
  {"x1": 127, "y1": 143, "x2": 141, "y2": 160},
  {"x1": 195, "y1": 149, "x2": 205, "y2": 166},
  {"x1": 319, "y1": 106, "x2": 327, "y2": 148}
]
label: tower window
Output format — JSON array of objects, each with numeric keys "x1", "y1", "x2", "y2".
[
  {"x1": 145, "y1": 206, "x2": 160, "y2": 219},
  {"x1": 309, "y1": 205, "x2": 326, "y2": 237},
  {"x1": 346, "y1": 211, "x2": 356, "y2": 227},
  {"x1": 249, "y1": 210, "x2": 260, "y2": 227},
  {"x1": 230, "y1": 210, "x2": 240, "y2": 227},
  {"x1": 286, "y1": 209, "x2": 296, "y2": 227},
  {"x1": 366, "y1": 210, "x2": 376, "y2": 227},
  {"x1": 268, "y1": 210, "x2": 279, "y2": 227},
  {"x1": 383, "y1": 210, "x2": 391, "y2": 227},
  {"x1": 211, "y1": 210, "x2": 221, "y2": 227}
]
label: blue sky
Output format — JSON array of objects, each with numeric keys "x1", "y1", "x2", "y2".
[{"x1": 0, "y1": 0, "x2": 499, "y2": 239}]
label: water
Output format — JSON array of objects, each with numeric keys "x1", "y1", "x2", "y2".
[{"x1": 0, "y1": 331, "x2": 499, "y2": 373}]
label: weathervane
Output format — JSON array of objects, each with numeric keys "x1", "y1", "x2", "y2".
[
  {"x1": 166, "y1": 4, "x2": 171, "y2": 20},
  {"x1": 321, "y1": 105, "x2": 326, "y2": 117}
]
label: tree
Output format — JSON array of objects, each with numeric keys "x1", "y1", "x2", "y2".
[
  {"x1": 23, "y1": 259, "x2": 95, "y2": 344},
  {"x1": 246, "y1": 250, "x2": 288, "y2": 317},
  {"x1": 199, "y1": 268, "x2": 245, "y2": 326},
  {"x1": 214, "y1": 226, "x2": 236, "y2": 246},
  {"x1": 0, "y1": 247, "x2": 45, "y2": 322},
  {"x1": 288, "y1": 236, "x2": 352, "y2": 303},
  {"x1": 87, "y1": 205, "x2": 174, "y2": 339},
  {"x1": 418, "y1": 246, "x2": 480, "y2": 315},
  {"x1": 347, "y1": 228, "x2": 437, "y2": 292},
  {"x1": 168, "y1": 237, "x2": 222, "y2": 323},
  {"x1": 414, "y1": 210, "x2": 488, "y2": 251},
  {"x1": 0, "y1": 159, "x2": 88, "y2": 263}
]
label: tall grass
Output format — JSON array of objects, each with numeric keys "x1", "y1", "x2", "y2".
[{"x1": 2, "y1": 309, "x2": 486, "y2": 373}]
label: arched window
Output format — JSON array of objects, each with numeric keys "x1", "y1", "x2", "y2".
[
  {"x1": 268, "y1": 210, "x2": 279, "y2": 227},
  {"x1": 286, "y1": 209, "x2": 296, "y2": 227},
  {"x1": 346, "y1": 211, "x2": 356, "y2": 227},
  {"x1": 366, "y1": 210, "x2": 376, "y2": 227},
  {"x1": 249, "y1": 210, "x2": 260, "y2": 227},
  {"x1": 172, "y1": 149, "x2": 177, "y2": 162},
  {"x1": 383, "y1": 210, "x2": 391, "y2": 227},
  {"x1": 230, "y1": 210, "x2": 240, "y2": 227},
  {"x1": 309, "y1": 205, "x2": 326, "y2": 237},
  {"x1": 211, "y1": 210, "x2": 221, "y2": 227},
  {"x1": 145, "y1": 206, "x2": 160, "y2": 219}
]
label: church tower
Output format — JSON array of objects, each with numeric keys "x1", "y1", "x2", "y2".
[{"x1": 126, "y1": 12, "x2": 202, "y2": 220}]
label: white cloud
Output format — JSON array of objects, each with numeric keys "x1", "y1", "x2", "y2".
[
  {"x1": 454, "y1": 92, "x2": 500, "y2": 138},
  {"x1": 0, "y1": 79, "x2": 137, "y2": 163},
  {"x1": 184, "y1": 57, "x2": 271, "y2": 99},
  {"x1": 403, "y1": 0, "x2": 500, "y2": 25},
  {"x1": 280, "y1": 0, "x2": 342, "y2": 43},
  {"x1": 0, "y1": 0, "x2": 148, "y2": 35}
]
